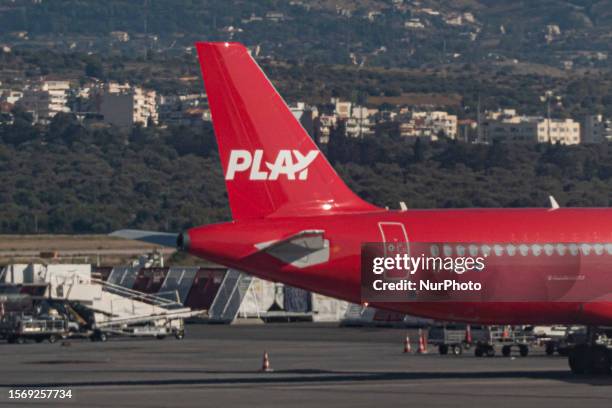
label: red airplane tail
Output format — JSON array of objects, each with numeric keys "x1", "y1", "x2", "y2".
[{"x1": 195, "y1": 42, "x2": 378, "y2": 220}]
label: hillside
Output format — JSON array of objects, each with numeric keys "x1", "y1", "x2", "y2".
[
  {"x1": 0, "y1": 0, "x2": 611, "y2": 69},
  {"x1": 2, "y1": 114, "x2": 612, "y2": 234}
]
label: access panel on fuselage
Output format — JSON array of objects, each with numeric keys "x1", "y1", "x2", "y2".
[{"x1": 377, "y1": 222, "x2": 410, "y2": 279}]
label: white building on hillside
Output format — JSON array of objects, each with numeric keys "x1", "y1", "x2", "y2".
[
  {"x1": 17, "y1": 80, "x2": 71, "y2": 123},
  {"x1": 98, "y1": 83, "x2": 158, "y2": 127},
  {"x1": 412, "y1": 111, "x2": 458, "y2": 139},
  {"x1": 0, "y1": 89, "x2": 23, "y2": 105},
  {"x1": 331, "y1": 98, "x2": 376, "y2": 138},
  {"x1": 315, "y1": 114, "x2": 337, "y2": 144},
  {"x1": 482, "y1": 112, "x2": 580, "y2": 145},
  {"x1": 157, "y1": 93, "x2": 210, "y2": 126},
  {"x1": 333, "y1": 99, "x2": 352, "y2": 119},
  {"x1": 346, "y1": 105, "x2": 377, "y2": 138},
  {"x1": 290, "y1": 102, "x2": 317, "y2": 139},
  {"x1": 582, "y1": 115, "x2": 612, "y2": 143}
]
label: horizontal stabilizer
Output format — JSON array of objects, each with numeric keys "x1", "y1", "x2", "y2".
[
  {"x1": 252, "y1": 230, "x2": 329, "y2": 268},
  {"x1": 109, "y1": 230, "x2": 178, "y2": 248}
]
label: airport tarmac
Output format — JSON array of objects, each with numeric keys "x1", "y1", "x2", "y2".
[{"x1": 1, "y1": 323, "x2": 612, "y2": 407}]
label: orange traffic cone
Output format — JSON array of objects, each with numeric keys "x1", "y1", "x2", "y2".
[
  {"x1": 465, "y1": 325, "x2": 472, "y2": 344},
  {"x1": 261, "y1": 351, "x2": 273, "y2": 372},
  {"x1": 417, "y1": 329, "x2": 428, "y2": 354},
  {"x1": 403, "y1": 335, "x2": 412, "y2": 353}
]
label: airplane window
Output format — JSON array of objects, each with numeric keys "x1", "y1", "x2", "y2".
[
  {"x1": 430, "y1": 245, "x2": 440, "y2": 257},
  {"x1": 568, "y1": 244, "x2": 579, "y2": 256},
  {"x1": 531, "y1": 244, "x2": 542, "y2": 256},
  {"x1": 544, "y1": 244, "x2": 554, "y2": 256},
  {"x1": 456, "y1": 245, "x2": 466, "y2": 256},
  {"x1": 469, "y1": 245, "x2": 479, "y2": 257},
  {"x1": 443, "y1": 245, "x2": 453, "y2": 257},
  {"x1": 519, "y1": 244, "x2": 529, "y2": 256},
  {"x1": 481, "y1": 245, "x2": 491, "y2": 257},
  {"x1": 506, "y1": 244, "x2": 517, "y2": 256},
  {"x1": 555, "y1": 244, "x2": 566, "y2": 256},
  {"x1": 594, "y1": 244, "x2": 604, "y2": 255},
  {"x1": 580, "y1": 244, "x2": 591, "y2": 256},
  {"x1": 606, "y1": 244, "x2": 612, "y2": 255},
  {"x1": 493, "y1": 245, "x2": 504, "y2": 256}
]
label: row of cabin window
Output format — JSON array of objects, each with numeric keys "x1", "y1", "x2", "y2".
[{"x1": 429, "y1": 243, "x2": 612, "y2": 257}]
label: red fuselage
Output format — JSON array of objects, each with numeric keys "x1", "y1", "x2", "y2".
[
  {"x1": 186, "y1": 207, "x2": 612, "y2": 326},
  {"x1": 185, "y1": 43, "x2": 612, "y2": 329}
]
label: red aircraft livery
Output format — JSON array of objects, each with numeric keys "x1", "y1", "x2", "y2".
[{"x1": 114, "y1": 42, "x2": 612, "y2": 374}]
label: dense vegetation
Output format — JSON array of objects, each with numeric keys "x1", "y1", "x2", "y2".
[
  {"x1": 1, "y1": 0, "x2": 612, "y2": 68},
  {"x1": 2, "y1": 113, "x2": 612, "y2": 234},
  {"x1": 1, "y1": 1, "x2": 611, "y2": 235},
  {"x1": 3, "y1": 46, "x2": 612, "y2": 121}
]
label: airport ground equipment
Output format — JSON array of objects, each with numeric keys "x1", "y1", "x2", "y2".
[
  {"x1": 207, "y1": 269, "x2": 253, "y2": 323},
  {"x1": 341, "y1": 303, "x2": 433, "y2": 327},
  {"x1": 1, "y1": 264, "x2": 203, "y2": 341},
  {"x1": 85, "y1": 278, "x2": 194, "y2": 340},
  {"x1": 472, "y1": 326, "x2": 536, "y2": 357},
  {"x1": 567, "y1": 326, "x2": 612, "y2": 374},
  {"x1": 0, "y1": 313, "x2": 68, "y2": 344},
  {"x1": 428, "y1": 324, "x2": 475, "y2": 355},
  {"x1": 533, "y1": 325, "x2": 586, "y2": 356}
]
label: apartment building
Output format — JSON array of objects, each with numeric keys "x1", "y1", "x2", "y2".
[
  {"x1": 158, "y1": 93, "x2": 211, "y2": 127},
  {"x1": 98, "y1": 83, "x2": 158, "y2": 127},
  {"x1": 399, "y1": 111, "x2": 458, "y2": 140},
  {"x1": 582, "y1": 115, "x2": 612, "y2": 143},
  {"x1": 412, "y1": 111, "x2": 458, "y2": 139},
  {"x1": 482, "y1": 111, "x2": 580, "y2": 145},
  {"x1": 17, "y1": 80, "x2": 71, "y2": 123},
  {"x1": 0, "y1": 89, "x2": 23, "y2": 105},
  {"x1": 289, "y1": 102, "x2": 317, "y2": 139}
]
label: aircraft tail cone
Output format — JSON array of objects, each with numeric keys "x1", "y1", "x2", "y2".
[{"x1": 260, "y1": 351, "x2": 273, "y2": 372}]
